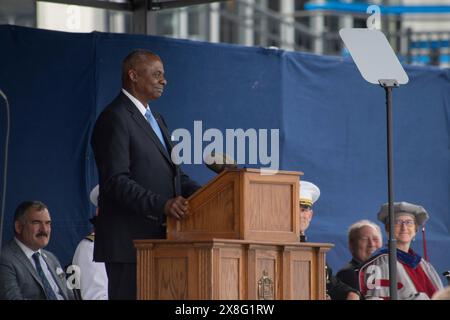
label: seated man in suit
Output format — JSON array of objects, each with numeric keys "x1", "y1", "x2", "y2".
[
  {"x1": 336, "y1": 219, "x2": 382, "y2": 290},
  {"x1": 0, "y1": 201, "x2": 73, "y2": 300},
  {"x1": 299, "y1": 180, "x2": 360, "y2": 300}
]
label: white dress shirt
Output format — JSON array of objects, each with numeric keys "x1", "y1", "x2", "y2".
[{"x1": 122, "y1": 88, "x2": 148, "y2": 117}]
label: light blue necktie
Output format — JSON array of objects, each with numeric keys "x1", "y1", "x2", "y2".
[{"x1": 145, "y1": 108, "x2": 168, "y2": 151}]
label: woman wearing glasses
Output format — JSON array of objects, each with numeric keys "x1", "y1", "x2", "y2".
[{"x1": 358, "y1": 202, "x2": 443, "y2": 300}]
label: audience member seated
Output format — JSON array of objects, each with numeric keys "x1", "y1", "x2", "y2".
[
  {"x1": 359, "y1": 202, "x2": 443, "y2": 299},
  {"x1": 0, "y1": 201, "x2": 74, "y2": 300},
  {"x1": 336, "y1": 219, "x2": 382, "y2": 290}
]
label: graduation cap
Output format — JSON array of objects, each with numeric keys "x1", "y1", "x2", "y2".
[
  {"x1": 378, "y1": 201, "x2": 430, "y2": 261},
  {"x1": 377, "y1": 201, "x2": 429, "y2": 226}
]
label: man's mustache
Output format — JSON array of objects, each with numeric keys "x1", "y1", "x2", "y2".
[{"x1": 36, "y1": 232, "x2": 48, "y2": 238}]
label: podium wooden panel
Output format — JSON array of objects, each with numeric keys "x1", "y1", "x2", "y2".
[
  {"x1": 135, "y1": 168, "x2": 334, "y2": 300},
  {"x1": 167, "y1": 169, "x2": 302, "y2": 243},
  {"x1": 135, "y1": 239, "x2": 332, "y2": 300}
]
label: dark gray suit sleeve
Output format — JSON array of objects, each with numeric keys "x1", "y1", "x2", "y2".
[
  {"x1": 0, "y1": 256, "x2": 26, "y2": 300},
  {"x1": 92, "y1": 109, "x2": 169, "y2": 218}
]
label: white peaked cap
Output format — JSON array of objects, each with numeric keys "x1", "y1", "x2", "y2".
[
  {"x1": 299, "y1": 180, "x2": 321, "y2": 207},
  {"x1": 89, "y1": 185, "x2": 99, "y2": 207}
]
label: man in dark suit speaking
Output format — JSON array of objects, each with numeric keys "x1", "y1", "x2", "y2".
[{"x1": 91, "y1": 50, "x2": 201, "y2": 300}]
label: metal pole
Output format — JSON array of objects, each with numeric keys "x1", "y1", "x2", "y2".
[
  {"x1": 280, "y1": 0, "x2": 295, "y2": 51},
  {"x1": 208, "y1": 2, "x2": 220, "y2": 43},
  {"x1": 132, "y1": 0, "x2": 149, "y2": 34},
  {"x1": 0, "y1": 89, "x2": 10, "y2": 257},
  {"x1": 384, "y1": 83, "x2": 398, "y2": 300}
]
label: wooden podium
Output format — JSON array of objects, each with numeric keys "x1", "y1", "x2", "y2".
[{"x1": 135, "y1": 169, "x2": 332, "y2": 300}]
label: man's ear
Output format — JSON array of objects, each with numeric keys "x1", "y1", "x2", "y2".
[
  {"x1": 310, "y1": 210, "x2": 314, "y2": 218},
  {"x1": 14, "y1": 220, "x2": 22, "y2": 235},
  {"x1": 349, "y1": 242, "x2": 354, "y2": 255},
  {"x1": 128, "y1": 69, "x2": 137, "y2": 82}
]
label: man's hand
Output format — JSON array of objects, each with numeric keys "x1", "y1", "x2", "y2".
[
  {"x1": 164, "y1": 196, "x2": 189, "y2": 220},
  {"x1": 346, "y1": 291, "x2": 361, "y2": 300}
]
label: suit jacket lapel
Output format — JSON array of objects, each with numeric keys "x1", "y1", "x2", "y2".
[
  {"x1": 120, "y1": 94, "x2": 173, "y2": 166},
  {"x1": 154, "y1": 113, "x2": 183, "y2": 196},
  {"x1": 154, "y1": 112, "x2": 174, "y2": 153},
  {"x1": 10, "y1": 242, "x2": 44, "y2": 289},
  {"x1": 42, "y1": 252, "x2": 68, "y2": 300}
]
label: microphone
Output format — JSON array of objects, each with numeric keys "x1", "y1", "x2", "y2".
[{"x1": 204, "y1": 152, "x2": 238, "y2": 174}]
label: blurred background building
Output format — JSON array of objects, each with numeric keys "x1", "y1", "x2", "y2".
[{"x1": 1, "y1": 0, "x2": 449, "y2": 66}]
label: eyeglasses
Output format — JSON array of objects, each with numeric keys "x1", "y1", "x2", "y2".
[{"x1": 394, "y1": 219, "x2": 415, "y2": 227}]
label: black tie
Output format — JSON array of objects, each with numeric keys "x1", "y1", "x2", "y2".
[{"x1": 32, "y1": 252, "x2": 58, "y2": 300}]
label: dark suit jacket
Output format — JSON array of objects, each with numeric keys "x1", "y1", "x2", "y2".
[
  {"x1": 326, "y1": 263, "x2": 361, "y2": 300},
  {"x1": 91, "y1": 92, "x2": 200, "y2": 263},
  {"x1": 0, "y1": 240, "x2": 73, "y2": 300},
  {"x1": 336, "y1": 258, "x2": 361, "y2": 291}
]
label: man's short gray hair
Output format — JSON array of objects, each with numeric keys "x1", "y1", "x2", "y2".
[
  {"x1": 348, "y1": 219, "x2": 382, "y2": 248},
  {"x1": 121, "y1": 49, "x2": 160, "y2": 82}
]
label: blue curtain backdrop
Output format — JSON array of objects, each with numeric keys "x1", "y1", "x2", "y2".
[{"x1": 0, "y1": 25, "x2": 449, "y2": 281}]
